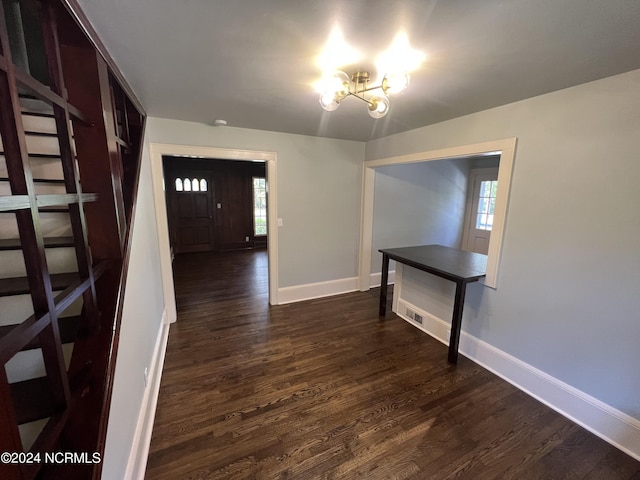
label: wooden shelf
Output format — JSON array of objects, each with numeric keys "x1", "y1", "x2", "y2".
[
  {"x1": 0, "y1": 151, "x2": 62, "y2": 160},
  {"x1": 0, "y1": 272, "x2": 79, "y2": 297},
  {"x1": 10, "y1": 377, "x2": 61, "y2": 425},
  {"x1": 38, "y1": 206, "x2": 70, "y2": 213},
  {"x1": 0, "y1": 195, "x2": 31, "y2": 212},
  {"x1": 0, "y1": 236, "x2": 75, "y2": 250},
  {"x1": 0, "y1": 177, "x2": 65, "y2": 185},
  {"x1": 31, "y1": 154, "x2": 62, "y2": 161},
  {"x1": 20, "y1": 111, "x2": 55, "y2": 119},
  {"x1": 0, "y1": 316, "x2": 79, "y2": 352},
  {"x1": 36, "y1": 193, "x2": 98, "y2": 208},
  {"x1": 23, "y1": 131, "x2": 59, "y2": 138},
  {"x1": 0, "y1": 194, "x2": 97, "y2": 213}
]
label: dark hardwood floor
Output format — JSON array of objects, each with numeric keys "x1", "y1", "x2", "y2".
[{"x1": 146, "y1": 250, "x2": 640, "y2": 479}]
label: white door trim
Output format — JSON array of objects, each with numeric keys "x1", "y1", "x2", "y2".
[
  {"x1": 149, "y1": 143, "x2": 279, "y2": 317},
  {"x1": 358, "y1": 138, "x2": 516, "y2": 290}
]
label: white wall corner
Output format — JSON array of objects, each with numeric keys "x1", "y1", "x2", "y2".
[
  {"x1": 122, "y1": 318, "x2": 170, "y2": 479},
  {"x1": 394, "y1": 299, "x2": 640, "y2": 462},
  {"x1": 369, "y1": 270, "x2": 395, "y2": 289}
]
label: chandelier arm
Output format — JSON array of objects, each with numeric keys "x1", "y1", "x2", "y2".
[
  {"x1": 346, "y1": 91, "x2": 374, "y2": 107},
  {"x1": 356, "y1": 84, "x2": 384, "y2": 94}
]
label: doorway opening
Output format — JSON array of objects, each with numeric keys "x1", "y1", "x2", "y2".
[{"x1": 149, "y1": 144, "x2": 278, "y2": 323}]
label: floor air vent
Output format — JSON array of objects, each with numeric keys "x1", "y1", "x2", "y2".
[{"x1": 405, "y1": 307, "x2": 423, "y2": 324}]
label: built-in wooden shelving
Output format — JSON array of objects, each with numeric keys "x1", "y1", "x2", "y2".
[{"x1": 0, "y1": 0, "x2": 145, "y2": 478}]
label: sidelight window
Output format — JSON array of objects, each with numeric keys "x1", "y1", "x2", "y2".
[
  {"x1": 253, "y1": 177, "x2": 267, "y2": 236},
  {"x1": 476, "y1": 180, "x2": 497, "y2": 231}
]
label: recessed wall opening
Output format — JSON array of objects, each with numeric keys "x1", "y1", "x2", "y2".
[{"x1": 359, "y1": 138, "x2": 516, "y2": 291}]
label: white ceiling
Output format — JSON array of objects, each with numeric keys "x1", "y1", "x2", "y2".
[{"x1": 75, "y1": 0, "x2": 640, "y2": 142}]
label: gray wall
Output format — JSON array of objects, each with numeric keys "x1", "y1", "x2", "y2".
[
  {"x1": 371, "y1": 158, "x2": 471, "y2": 273},
  {"x1": 146, "y1": 119, "x2": 364, "y2": 287},
  {"x1": 366, "y1": 69, "x2": 640, "y2": 419}
]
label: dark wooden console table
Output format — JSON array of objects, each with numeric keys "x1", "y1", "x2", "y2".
[{"x1": 378, "y1": 244, "x2": 487, "y2": 364}]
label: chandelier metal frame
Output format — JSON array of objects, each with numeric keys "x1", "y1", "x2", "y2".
[{"x1": 318, "y1": 70, "x2": 410, "y2": 119}]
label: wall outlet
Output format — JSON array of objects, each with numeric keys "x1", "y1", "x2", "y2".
[
  {"x1": 245, "y1": 236, "x2": 249, "y2": 242},
  {"x1": 405, "y1": 308, "x2": 415, "y2": 320}
]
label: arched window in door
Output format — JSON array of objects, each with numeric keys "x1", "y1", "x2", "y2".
[{"x1": 175, "y1": 177, "x2": 208, "y2": 192}]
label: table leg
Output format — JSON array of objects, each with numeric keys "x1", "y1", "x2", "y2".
[
  {"x1": 379, "y1": 254, "x2": 390, "y2": 316},
  {"x1": 448, "y1": 280, "x2": 467, "y2": 364}
]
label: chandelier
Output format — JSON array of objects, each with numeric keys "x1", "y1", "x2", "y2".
[{"x1": 318, "y1": 70, "x2": 410, "y2": 119}]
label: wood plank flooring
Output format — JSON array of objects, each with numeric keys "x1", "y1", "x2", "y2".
[{"x1": 146, "y1": 250, "x2": 640, "y2": 479}]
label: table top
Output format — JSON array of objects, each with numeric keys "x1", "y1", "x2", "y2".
[{"x1": 379, "y1": 244, "x2": 487, "y2": 283}]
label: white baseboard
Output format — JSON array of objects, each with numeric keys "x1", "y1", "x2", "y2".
[
  {"x1": 124, "y1": 312, "x2": 170, "y2": 479},
  {"x1": 396, "y1": 299, "x2": 640, "y2": 461},
  {"x1": 369, "y1": 270, "x2": 395, "y2": 288},
  {"x1": 277, "y1": 271, "x2": 396, "y2": 305},
  {"x1": 278, "y1": 276, "x2": 359, "y2": 304}
]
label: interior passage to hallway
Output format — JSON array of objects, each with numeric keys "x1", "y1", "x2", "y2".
[{"x1": 145, "y1": 250, "x2": 640, "y2": 479}]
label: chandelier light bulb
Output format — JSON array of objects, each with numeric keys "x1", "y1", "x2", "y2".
[
  {"x1": 319, "y1": 92, "x2": 340, "y2": 111},
  {"x1": 332, "y1": 70, "x2": 351, "y2": 97},
  {"x1": 368, "y1": 95, "x2": 390, "y2": 119},
  {"x1": 382, "y1": 72, "x2": 410, "y2": 96},
  {"x1": 318, "y1": 71, "x2": 349, "y2": 97}
]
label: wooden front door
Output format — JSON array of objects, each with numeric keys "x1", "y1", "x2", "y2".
[{"x1": 170, "y1": 174, "x2": 215, "y2": 253}]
